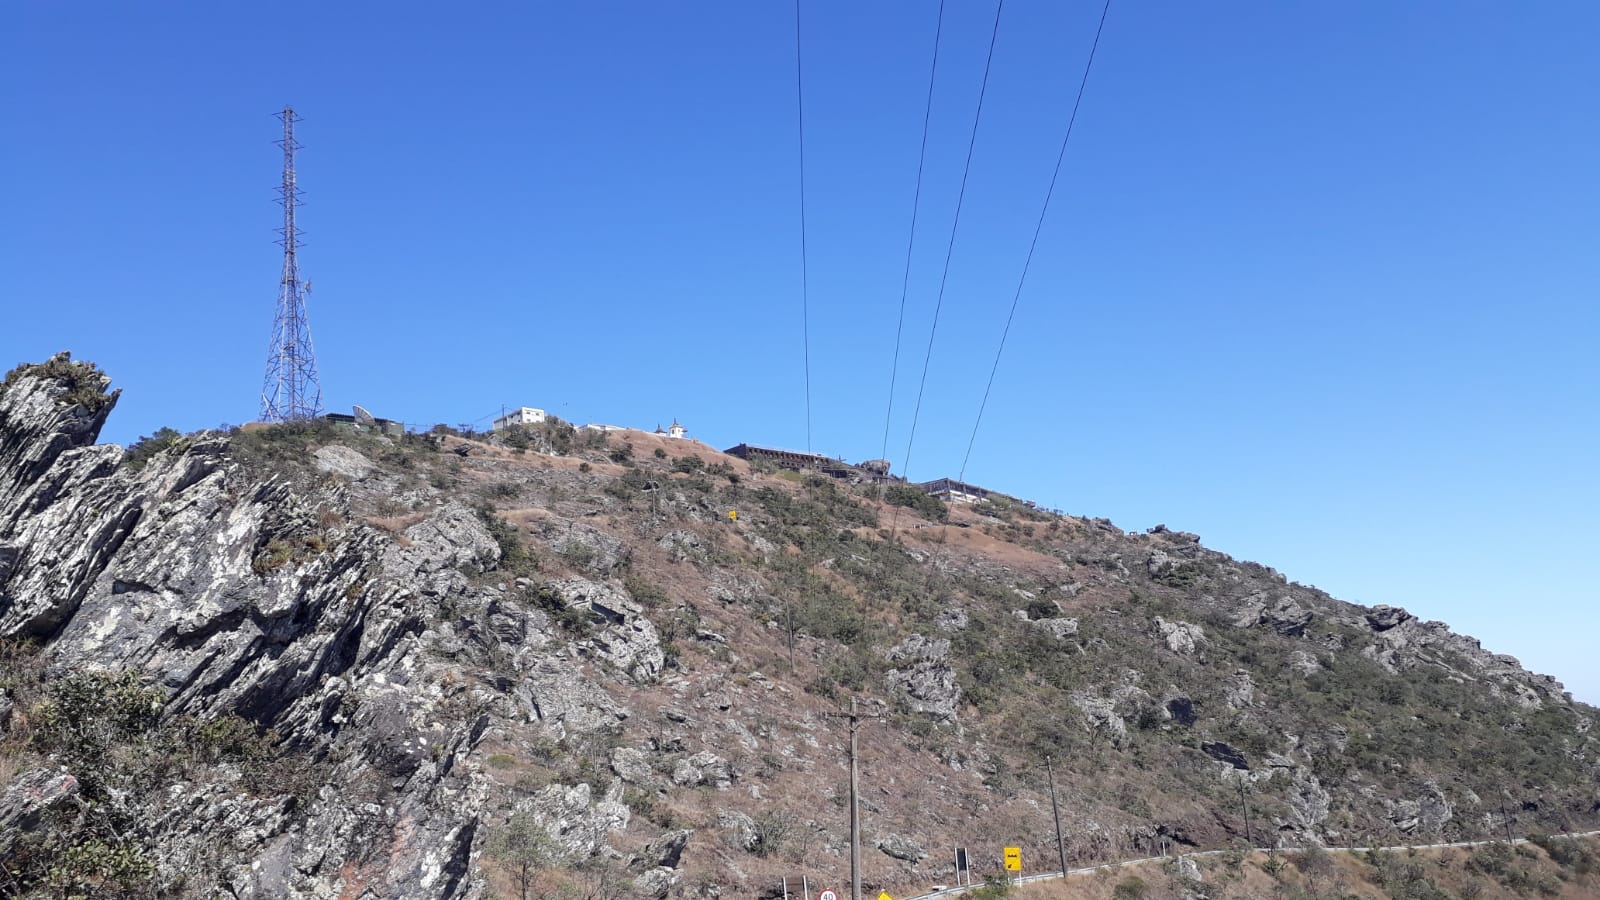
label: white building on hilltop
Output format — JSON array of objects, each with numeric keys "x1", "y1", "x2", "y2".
[
  {"x1": 492, "y1": 406, "x2": 546, "y2": 431},
  {"x1": 654, "y1": 419, "x2": 688, "y2": 439}
]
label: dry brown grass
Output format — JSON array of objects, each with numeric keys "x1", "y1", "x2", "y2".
[
  {"x1": 1003, "y1": 839, "x2": 1600, "y2": 900},
  {"x1": 364, "y1": 513, "x2": 427, "y2": 543}
]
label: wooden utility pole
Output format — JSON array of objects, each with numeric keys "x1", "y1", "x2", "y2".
[
  {"x1": 827, "y1": 697, "x2": 885, "y2": 900},
  {"x1": 1046, "y1": 756, "x2": 1068, "y2": 877}
]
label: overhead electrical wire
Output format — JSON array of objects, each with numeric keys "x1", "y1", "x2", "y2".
[
  {"x1": 891, "y1": 0, "x2": 1007, "y2": 537},
  {"x1": 956, "y1": 0, "x2": 1113, "y2": 485},
  {"x1": 794, "y1": 0, "x2": 814, "y2": 452},
  {"x1": 878, "y1": 0, "x2": 948, "y2": 477}
]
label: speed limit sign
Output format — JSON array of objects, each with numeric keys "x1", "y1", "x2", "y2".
[{"x1": 818, "y1": 891, "x2": 839, "y2": 900}]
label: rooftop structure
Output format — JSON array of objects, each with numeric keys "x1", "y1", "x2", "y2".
[
  {"x1": 917, "y1": 477, "x2": 992, "y2": 504},
  {"x1": 492, "y1": 407, "x2": 546, "y2": 431},
  {"x1": 724, "y1": 443, "x2": 857, "y2": 479},
  {"x1": 325, "y1": 406, "x2": 403, "y2": 437}
]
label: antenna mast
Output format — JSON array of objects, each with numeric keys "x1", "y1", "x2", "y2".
[{"x1": 260, "y1": 106, "x2": 324, "y2": 422}]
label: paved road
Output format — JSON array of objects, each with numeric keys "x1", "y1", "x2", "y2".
[{"x1": 902, "y1": 829, "x2": 1600, "y2": 899}]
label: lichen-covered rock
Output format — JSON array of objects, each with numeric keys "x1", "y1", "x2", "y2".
[
  {"x1": 1287, "y1": 649, "x2": 1323, "y2": 677},
  {"x1": 717, "y1": 810, "x2": 759, "y2": 852},
  {"x1": 1284, "y1": 772, "x2": 1332, "y2": 839},
  {"x1": 544, "y1": 577, "x2": 665, "y2": 684},
  {"x1": 884, "y1": 634, "x2": 961, "y2": 721},
  {"x1": 610, "y1": 746, "x2": 655, "y2": 785},
  {"x1": 313, "y1": 444, "x2": 375, "y2": 480},
  {"x1": 673, "y1": 750, "x2": 733, "y2": 789},
  {"x1": 1032, "y1": 616, "x2": 1079, "y2": 640},
  {"x1": 1154, "y1": 617, "x2": 1204, "y2": 655},
  {"x1": 1072, "y1": 694, "x2": 1128, "y2": 747},
  {"x1": 1222, "y1": 669, "x2": 1257, "y2": 710},
  {"x1": 0, "y1": 769, "x2": 79, "y2": 856},
  {"x1": 876, "y1": 832, "x2": 927, "y2": 862},
  {"x1": 533, "y1": 517, "x2": 629, "y2": 574},
  {"x1": 522, "y1": 780, "x2": 631, "y2": 857},
  {"x1": 0, "y1": 358, "x2": 627, "y2": 899}
]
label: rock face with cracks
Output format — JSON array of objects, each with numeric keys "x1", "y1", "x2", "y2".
[{"x1": 0, "y1": 356, "x2": 629, "y2": 898}]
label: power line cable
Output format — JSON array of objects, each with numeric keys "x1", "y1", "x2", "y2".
[
  {"x1": 891, "y1": 0, "x2": 1006, "y2": 537},
  {"x1": 794, "y1": 0, "x2": 814, "y2": 452},
  {"x1": 957, "y1": 0, "x2": 1112, "y2": 485},
  {"x1": 878, "y1": 0, "x2": 948, "y2": 478}
]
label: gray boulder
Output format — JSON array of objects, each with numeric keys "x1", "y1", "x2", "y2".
[
  {"x1": 1154, "y1": 617, "x2": 1204, "y2": 654},
  {"x1": 717, "y1": 810, "x2": 759, "y2": 852},
  {"x1": 673, "y1": 750, "x2": 733, "y2": 789},
  {"x1": 312, "y1": 445, "x2": 375, "y2": 480},
  {"x1": 1365, "y1": 604, "x2": 1413, "y2": 632},
  {"x1": 1031, "y1": 616, "x2": 1079, "y2": 640}
]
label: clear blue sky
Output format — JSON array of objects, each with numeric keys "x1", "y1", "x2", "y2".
[{"x1": 4, "y1": 2, "x2": 1596, "y2": 702}]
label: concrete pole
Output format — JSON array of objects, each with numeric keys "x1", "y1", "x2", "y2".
[
  {"x1": 1238, "y1": 775, "x2": 1254, "y2": 847},
  {"x1": 849, "y1": 697, "x2": 861, "y2": 900},
  {"x1": 1046, "y1": 756, "x2": 1068, "y2": 876}
]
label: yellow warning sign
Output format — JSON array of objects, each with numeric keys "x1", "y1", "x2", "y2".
[
  {"x1": 877, "y1": 893, "x2": 893, "y2": 900},
  {"x1": 1003, "y1": 846, "x2": 1022, "y2": 872}
]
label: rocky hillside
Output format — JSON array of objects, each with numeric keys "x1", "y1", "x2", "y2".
[{"x1": 0, "y1": 353, "x2": 1595, "y2": 899}]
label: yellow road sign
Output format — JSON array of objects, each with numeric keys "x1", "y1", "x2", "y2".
[
  {"x1": 878, "y1": 893, "x2": 893, "y2": 900},
  {"x1": 1003, "y1": 846, "x2": 1022, "y2": 872}
]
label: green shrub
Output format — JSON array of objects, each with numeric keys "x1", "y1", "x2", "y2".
[
  {"x1": 35, "y1": 670, "x2": 163, "y2": 791},
  {"x1": 1112, "y1": 876, "x2": 1148, "y2": 900},
  {"x1": 883, "y1": 483, "x2": 947, "y2": 522},
  {"x1": 1528, "y1": 834, "x2": 1595, "y2": 874},
  {"x1": 124, "y1": 426, "x2": 186, "y2": 471},
  {"x1": 2, "y1": 354, "x2": 114, "y2": 412},
  {"x1": 968, "y1": 875, "x2": 1011, "y2": 899},
  {"x1": 473, "y1": 508, "x2": 532, "y2": 575}
]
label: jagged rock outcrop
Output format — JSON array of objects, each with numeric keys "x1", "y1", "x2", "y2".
[
  {"x1": 0, "y1": 770, "x2": 78, "y2": 857},
  {"x1": 532, "y1": 518, "x2": 629, "y2": 575},
  {"x1": 0, "y1": 357, "x2": 633, "y2": 899},
  {"x1": 1073, "y1": 694, "x2": 1129, "y2": 748},
  {"x1": 521, "y1": 780, "x2": 631, "y2": 856},
  {"x1": 544, "y1": 577, "x2": 665, "y2": 684}
]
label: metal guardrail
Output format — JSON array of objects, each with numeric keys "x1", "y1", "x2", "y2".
[{"x1": 900, "y1": 830, "x2": 1600, "y2": 899}]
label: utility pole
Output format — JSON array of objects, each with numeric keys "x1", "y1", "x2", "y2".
[
  {"x1": 1046, "y1": 756, "x2": 1068, "y2": 877},
  {"x1": 827, "y1": 697, "x2": 885, "y2": 900},
  {"x1": 1500, "y1": 795, "x2": 1515, "y2": 843},
  {"x1": 1238, "y1": 774, "x2": 1254, "y2": 847}
]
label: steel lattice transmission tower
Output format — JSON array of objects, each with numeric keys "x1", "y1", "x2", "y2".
[{"x1": 259, "y1": 106, "x2": 324, "y2": 422}]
